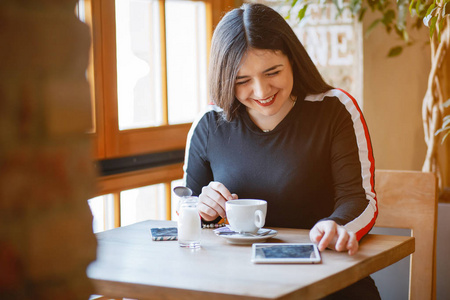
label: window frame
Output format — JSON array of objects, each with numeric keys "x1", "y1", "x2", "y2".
[{"x1": 89, "y1": 0, "x2": 236, "y2": 160}]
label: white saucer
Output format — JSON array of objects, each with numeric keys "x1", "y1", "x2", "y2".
[{"x1": 215, "y1": 229, "x2": 278, "y2": 245}]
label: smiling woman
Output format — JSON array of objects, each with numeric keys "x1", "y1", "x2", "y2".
[{"x1": 184, "y1": 3, "x2": 379, "y2": 299}]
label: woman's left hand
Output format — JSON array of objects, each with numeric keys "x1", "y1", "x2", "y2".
[{"x1": 309, "y1": 220, "x2": 358, "y2": 256}]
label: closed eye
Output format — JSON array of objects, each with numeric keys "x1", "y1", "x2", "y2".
[
  {"x1": 266, "y1": 70, "x2": 281, "y2": 77},
  {"x1": 235, "y1": 64, "x2": 283, "y2": 85},
  {"x1": 236, "y1": 79, "x2": 250, "y2": 85}
]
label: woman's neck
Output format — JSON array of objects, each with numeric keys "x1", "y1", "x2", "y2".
[{"x1": 247, "y1": 96, "x2": 297, "y2": 132}]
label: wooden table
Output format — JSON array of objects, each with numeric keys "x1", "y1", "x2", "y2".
[{"x1": 87, "y1": 220, "x2": 414, "y2": 300}]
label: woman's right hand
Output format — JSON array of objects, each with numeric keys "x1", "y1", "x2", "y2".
[{"x1": 198, "y1": 181, "x2": 238, "y2": 221}]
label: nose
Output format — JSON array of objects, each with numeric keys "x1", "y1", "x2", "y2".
[{"x1": 252, "y1": 78, "x2": 270, "y2": 99}]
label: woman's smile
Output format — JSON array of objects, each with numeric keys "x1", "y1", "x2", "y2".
[{"x1": 253, "y1": 93, "x2": 277, "y2": 106}]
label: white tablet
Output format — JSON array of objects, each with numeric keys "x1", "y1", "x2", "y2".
[{"x1": 251, "y1": 243, "x2": 321, "y2": 264}]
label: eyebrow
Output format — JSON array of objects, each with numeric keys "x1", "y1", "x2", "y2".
[{"x1": 236, "y1": 64, "x2": 284, "y2": 80}]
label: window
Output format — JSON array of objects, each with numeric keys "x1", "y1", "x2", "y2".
[
  {"x1": 115, "y1": 0, "x2": 207, "y2": 131},
  {"x1": 78, "y1": 0, "x2": 238, "y2": 231},
  {"x1": 89, "y1": 0, "x2": 210, "y2": 159}
]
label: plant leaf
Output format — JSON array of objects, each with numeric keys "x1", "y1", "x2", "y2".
[
  {"x1": 403, "y1": 28, "x2": 409, "y2": 42},
  {"x1": 441, "y1": 117, "x2": 450, "y2": 128},
  {"x1": 423, "y1": 7, "x2": 436, "y2": 27},
  {"x1": 444, "y1": 2, "x2": 450, "y2": 17},
  {"x1": 443, "y1": 122, "x2": 450, "y2": 130},
  {"x1": 332, "y1": 0, "x2": 344, "y2": 16},
  {"x1": 298, "y1": 5, "x2": 308, "y2": 21},
  {"x1": 438, "y1": 18, "x2": 445, "y2": 42},
  {"x1": 368, "y1": 0, "x2": 378, "y2": 10},
  {"x1": 396, "y1": 0, "x2": 408, "y2": 30},
  {"x1": 443, "y1": 99, "x2": 450, "y2": 108},
  {"x1": 429, "y1": 16, "x2": 438, "y2": 37},
  {"x1": 350, "y1": 0, "x2": 362, "y2": 15},
  {"x1": 425, "y1": 3, "x2": 436, "y2": 17},
  {"x1": 435, "y1": 125, "x2": 450, "y2": 134},
  {"x1": 394, "y1": 25, "x2": 404, "y2": 38},
  {"x1": 382, "y1": 9, "x2": 396, "y2": 25},
  {"x1": 442, "y1": 131, "x2": 450, "y2": 143},
  {"x1": 409, "y1": 0, "x2": 415, "y2": 14},
  {"x1": 414, "y1": 16, "x2": 424, "y2": 29},
  {"x1": 366, "y1": 18, "x2": 382, "y2": 37},
  {"x1": 388, "y1": 46, "x2": 403, "y2": 56},
  {"x1": 359, "y1": 7, "x2": 367, "y2": 21}
]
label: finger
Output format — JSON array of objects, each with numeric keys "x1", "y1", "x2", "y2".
[
  {"x1": 231, "y1": 193, "x2": 239, "y2": 200},
  {"x1": 197, "y1": 202, "x2": 219, "y2": 221},
  {"x1": 309, "y1": 226, "x2": 324, "y2": 244},
  {"x1": 347, "y1": 232, "x2": 359, "y2": 256},
  {"x1": 319, "y1": 222, "x2": 337, "y2": 251},
  {"x1": 318, "y1": 227, "x2": 335, "y2": 251},
  {"x1": 202, "y1": 187, "x2": 227, "y2": 214},
  {"x1": 208, "y1": 181, "x2": 235, "y2": 201},
  {"x1": 310, "y1": 221, "x2": 336, "y2": 251},
  {"x1": 199, "y1": 189, "x2": 227, "y2": 218},
  {"x1": 334, "y1": 226, "x2": 349, "y2": 252}
]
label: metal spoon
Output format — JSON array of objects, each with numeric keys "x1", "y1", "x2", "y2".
[
  {"x1": 238, "y1": 229, "x2": 272, "y2": 237},
  {"x1": 173, "y1": 186, "x2": 193, "y2": 198}
]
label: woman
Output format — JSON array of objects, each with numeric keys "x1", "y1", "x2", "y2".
[{"x1": 183, "y1": 3, "x2": 379, "y2": 299}]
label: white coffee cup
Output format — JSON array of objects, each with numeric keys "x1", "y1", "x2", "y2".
[{"x1": 225, "y1": 199, "x2": 267, "y2": 234}]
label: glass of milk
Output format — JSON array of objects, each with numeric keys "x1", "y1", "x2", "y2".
[{"x1": 178, "y1": 196, "x2": 201, "y2": 248}]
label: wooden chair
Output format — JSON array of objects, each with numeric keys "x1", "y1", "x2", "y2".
[{"x1": 374, "y1": 170, "x2": 438, "y2": 300}]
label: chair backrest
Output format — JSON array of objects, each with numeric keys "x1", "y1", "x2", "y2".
[{"x1": 374, "y1": 170, "x2": 438, "y2": 300}]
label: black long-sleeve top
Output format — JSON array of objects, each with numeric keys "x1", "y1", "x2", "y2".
[{"x1": 183, "y1": 89, "x2": 377, "y2": 240}]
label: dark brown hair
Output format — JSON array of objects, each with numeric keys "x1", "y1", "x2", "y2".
[{"x1": 208, "y1": 3, "x2": 333, "y2": 121}]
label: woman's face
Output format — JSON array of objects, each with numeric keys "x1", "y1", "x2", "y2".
[{"x1": 234, "y1": 48, "x2": 294, "y2": 121}]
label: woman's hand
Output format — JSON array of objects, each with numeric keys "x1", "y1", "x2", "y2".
[
  {"x1": 198, "y1": 181, "x2": 238, "y2": 221},
  {"x1": 309, "y1": 220, "x2": 358, "y2": 256}
]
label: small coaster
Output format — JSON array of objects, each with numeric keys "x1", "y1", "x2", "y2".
[{"x1": 150, "y1": 227, "x2": 178, "y2": 241}]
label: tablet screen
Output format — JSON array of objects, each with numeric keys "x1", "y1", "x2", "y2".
[{"x1": 252, "y1": 243, "x2": 321, "y2": 264}]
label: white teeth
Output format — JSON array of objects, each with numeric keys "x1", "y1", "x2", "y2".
[{"x1": 257, "y1": 95, "x2": 274, "y2": 104}]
